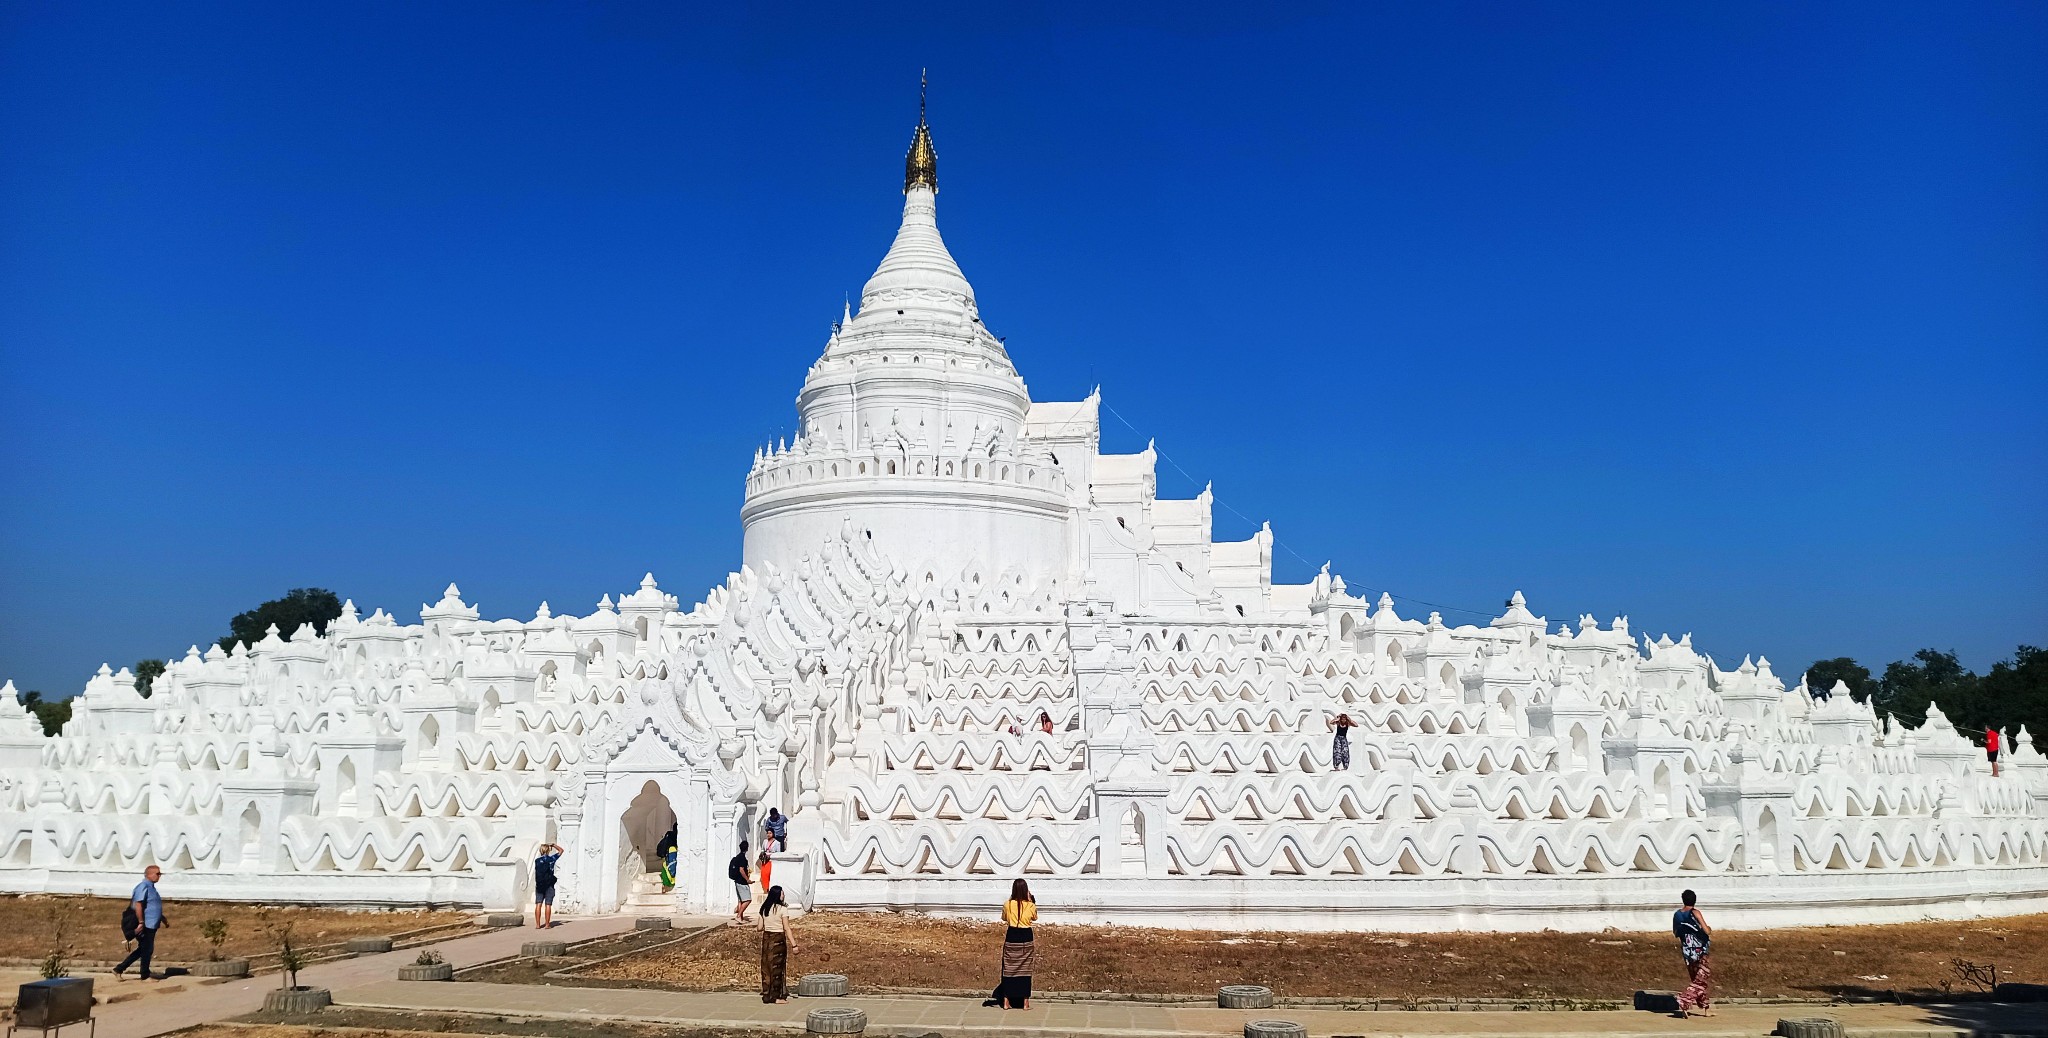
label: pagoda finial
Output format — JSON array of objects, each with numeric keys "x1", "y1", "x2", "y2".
[{"x1": 905, "y1": 70, "x2": 937, "y2": 194}]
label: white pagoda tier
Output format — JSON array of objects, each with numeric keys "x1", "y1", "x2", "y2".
[{"x1": 2, "y1": 108, "x2": 2044, "y2": 930}]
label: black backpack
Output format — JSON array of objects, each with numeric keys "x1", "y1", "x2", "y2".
[
  {"x1": 120, "y1": 905, "x2": 139, "y2": 941},
  {"x1": 534, "y1": 855, "x2": 555, "y2": 887},
  {"x1": 728, "y1": 854, "x2": 747, "y2": 884}
]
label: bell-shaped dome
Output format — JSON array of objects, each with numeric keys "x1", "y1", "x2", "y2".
[{"x1": 858, "y1": 183, "x2": 974, "y2": 312}]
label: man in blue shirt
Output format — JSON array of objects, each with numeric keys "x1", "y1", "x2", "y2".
[{"x1": 115, "y1": 865, "x2": 166, "y2": 981}]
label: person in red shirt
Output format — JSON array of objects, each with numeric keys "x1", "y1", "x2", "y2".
[{"x1": 1987, "y1": 727, "x2": 2001, "y2": 777}]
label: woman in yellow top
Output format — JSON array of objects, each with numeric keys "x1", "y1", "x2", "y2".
[{"x1": 982, "y1": 878, "x2": 1037, "y2": 1010}]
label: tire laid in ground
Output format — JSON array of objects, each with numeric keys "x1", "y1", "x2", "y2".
[
  {"x1": 634, "y1": 917, "x2": 671, "y2": 931},
  {"x1": 188, "y1": 958, "x2": 250, "y2": 978},
  {"x1": 805, "y1": 1007, "x2": 868, "y2": 1034},
  {"x1": 396, "y1": 963, "x2": 454, "y2": 982},
  {"x1": 1773, "y1": 1020, "x2": 1844, "y2": 1038},
  {"x1": 521, "y1": 940, "x2": 568, "y2": 958},
  {"x1": 344, "y1": 936, "x2": 394, "y2": 954},
  {"x1": 1995, "y1": 983, "x2": 2048, "y2": 1002},
  {"x1": 480, "y1": 913, "x2": 524, "y2": 928},
  {"x1": 1218, "y1": 985, "x2": 1274, "y2": 1009},
  {"x1": 1243, "y1": 1021, "x2": 1307, "y2": 1038},
  {"x1": 263, "y1": 987, "x2": 333, "y2": 1015},
  {"x1": 1633, "y1": 990, "x2": 1681, "y2": 1013},
  {"x1": 795, "y1": 973, "x2": 849, "y2": 997}
]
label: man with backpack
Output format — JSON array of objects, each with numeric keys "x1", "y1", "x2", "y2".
[
  {"x1": 728, "y1": 840, "x2": 753, "y2": 926},
  {"x1": 114, "y1": 865, "x2": 166, "y2": 981},
  {"x1": 533, "y1": 842, "x2": 564, "y2": 929}
]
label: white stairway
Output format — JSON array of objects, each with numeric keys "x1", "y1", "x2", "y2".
[{"x1": 621, "y1": 871, "x2": 673, "y2": 914}]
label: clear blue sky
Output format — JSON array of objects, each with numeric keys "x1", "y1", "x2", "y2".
[{"x1": 2, "y1": 2, "x2": 2043, "y2": 698}]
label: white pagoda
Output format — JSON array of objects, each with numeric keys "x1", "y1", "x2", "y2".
[{"x1": 2, "y1": 105, "x2": 2043, "y2": 930}]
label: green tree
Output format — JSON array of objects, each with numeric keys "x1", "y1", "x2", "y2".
[
  {"x1": 1802, "y1": 657, "x2": 1876, "y2": 703},
  {"x1": 15, "y1": 689, "x2": 71, "y2": 737},
  {"x1": 218, "y1": 588, "x2": 342, "y2": 653},
  {"x1": 1877, "y1": 649, "x2": 1982, "y2": 732},
  {"x1": 133, "y1": 658, "x2": 166, "y2": 698},
  {"x1": 1977, "y1": 645, "x2": 2048, "y2": 746}
]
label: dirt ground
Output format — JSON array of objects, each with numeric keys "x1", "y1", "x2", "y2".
[
  {"x1": 572, "y1": 911, "x2": 2048, "y2": 1001},
  {"x1": 198, "y1": 1015, "x2": 775, "y2": 1038},
  {"x1": 0, "y1": 895, "x2": 471, "y2": 964},
  {"x1": 458, "y1": 929, "x2": 694, "y2": 987}
]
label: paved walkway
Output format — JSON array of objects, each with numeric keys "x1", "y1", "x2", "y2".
[
  {"x1": 331, "y1": 980, "x2": 2048, "y2": 1037},
  {"x1": 67, "y1": 914, "x2": 640, "y2": 1038}
]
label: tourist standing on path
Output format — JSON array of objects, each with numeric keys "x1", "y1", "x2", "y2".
[
  {"x1": 758, "y1": 884, "x2": 797, "y2": 1003},
  {"x1": 114, "y1": 865, "x2": 166, "y2": 981},
  {"x1": 729, "y1": 841, "x2": 754, "y2": 925},
  {"x1": 1673, "y1": 889, "x2": 1714, "y2": 1018},
  {"x1": 763, "y1": 807, "x2": 788, "y2": 852},
  {"x1": 756, "y1": 848, "x2": 774, "y2": 896},
  {"x1": 1328, "y1": 713, "x2": 1355, "y2": 771},
  {"x1": 1988, "y1": 727, "x2": 2001, "y2": 777},
  {"x1": 982, "y1": 878, "x2": 1037, "y2": 1010},
  {"x1": 533, "y1": 842, "x2": 564, "y2": 929}
]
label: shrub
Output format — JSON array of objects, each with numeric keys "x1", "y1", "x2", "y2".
[
  {"x1": 38, "y1": 899, "x2": 83, "y2": 979},
  {"x1": 200, "y1": 917, "x2": 230, "y2": 961},
  {"x1": 259, "y1": 910, "x2": 308, "y2": 989},
  {"x1": 414, "y1": 949, "x2": 444, "y2": 966}
]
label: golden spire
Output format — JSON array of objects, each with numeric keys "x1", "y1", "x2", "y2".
[{"x1": 904, "y1": 68, "x2": 937, "y2": 193}]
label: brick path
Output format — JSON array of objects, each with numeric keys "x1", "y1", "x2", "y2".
[
  {"x1": 329, "y1": 978, "x2": 2048, "y2": 1037},
  {"x1": 45, "y1": 914, "x2": 643, "y2": 1038}
]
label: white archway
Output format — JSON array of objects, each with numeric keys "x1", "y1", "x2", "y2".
[
  {"x1": 237, "y1": 804, "x2": 262, "y2": 866},
  {"x1": 561, "y1": 720, "x2": 727, "y2": 914},
  {"x1": 620, "y1": 780, "x2": 678, "y2": 878}
]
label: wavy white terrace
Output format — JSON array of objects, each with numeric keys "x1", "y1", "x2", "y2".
[{"x1": 3, "y1": 108, "x2": 2044, "y2": 930}]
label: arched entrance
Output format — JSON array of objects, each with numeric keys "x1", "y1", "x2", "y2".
[
  {"x1": 558, "y1": 715, "x2": 740, "y2": 915},
  {"x1": 621, "y1": 780, "x2": 679, "y2": 900}
]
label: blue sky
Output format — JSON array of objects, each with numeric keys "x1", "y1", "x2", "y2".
[{"x1": 2, "y1": 2, "x2": 2043, "y2": 698}]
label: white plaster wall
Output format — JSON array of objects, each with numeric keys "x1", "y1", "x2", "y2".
[
  {"x1": 815, "y1": 868, "x2": 2048, "y2": 933},
  {"x1": 742, "y1": 480, "x2": 1068, "y2": 586}
]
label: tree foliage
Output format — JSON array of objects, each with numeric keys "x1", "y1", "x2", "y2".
[
  {"x1": 1979, "y1": 646, "x2": 2048, "y2": 743},
  {"x1": 133, "y1": 658, "x2": 166, "y2": 698},
  {"x1": 15, "y1": 689, "x2": 71, "y2": 736},
  {"x1": 1802, "y1": 657, "x2": 1876, "y2": 703},
  {"x1": 218, "y1": 588, "x2": 342, "y2": 653},
  {"x1": 1807, "y1": 645, "x2": 2047, "y2": 746},
  {"x1": 1878, "y1": 649, "x2": 1981, "y2": 732}
]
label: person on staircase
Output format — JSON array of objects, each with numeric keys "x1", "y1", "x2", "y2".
[
  {"x1": 657, "y1": 827, "x2": 678, "y2": 893},
  {"x1": 1328, "y1": 713, "x2": 1355, "y2": 771}
]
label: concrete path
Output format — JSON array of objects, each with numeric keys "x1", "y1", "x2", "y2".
[
  {"x1": 65, "y1": 914, "x2": 639, "y2": 1038},
  {"x1": 330, "y1": 979, "x2": 2048, "y2": 1037}
]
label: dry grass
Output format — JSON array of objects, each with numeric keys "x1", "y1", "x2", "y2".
[
  {"x1": 0, "y1": 895, "x2": 470, "y2": 964},
  {"x1": 576, "y1": 910, "x2": 2048, "y2": 1000}
]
